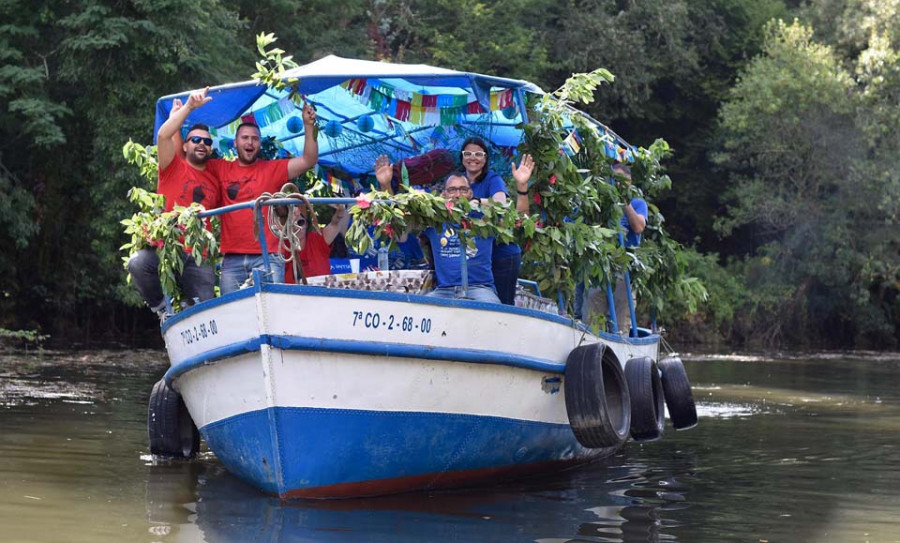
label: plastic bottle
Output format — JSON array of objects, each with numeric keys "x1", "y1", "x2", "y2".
[{"x1": 377, "y1": 246, "x2": 389, "y2": 271}]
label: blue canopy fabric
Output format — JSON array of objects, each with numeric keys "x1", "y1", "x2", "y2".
[{"x1": 154, "y1": 55, "x2": 633, "y2": 179}]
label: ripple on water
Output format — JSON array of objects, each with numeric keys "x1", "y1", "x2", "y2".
[
  {"x1": 0, "y1": 378, "x2": 97, "y2": 407},
  {"x1": 695, "y1": 401, "x2": 758, "y2": 419}
]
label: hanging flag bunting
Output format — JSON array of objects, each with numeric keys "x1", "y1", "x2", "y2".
[
  {"x1": 563, "y1": 130, "x2": 582, "y2": 155},
  {"x1": 401, "y1": 162, "x2": 410, "y2": 188},
  {"x1": 328, "y1": 172, "x2": 342, "y2": 195},
  {"x1": 340, "y1": 79, "x2": 515, "y2": 127}
]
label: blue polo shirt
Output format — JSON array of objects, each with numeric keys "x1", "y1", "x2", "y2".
[{"x1": 423, "y1": 224, "x2": 494, "y2": 288}]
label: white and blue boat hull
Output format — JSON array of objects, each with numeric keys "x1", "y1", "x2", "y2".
[{"x1": 161, "y1": 284, "x2": 659, "y2": 498}]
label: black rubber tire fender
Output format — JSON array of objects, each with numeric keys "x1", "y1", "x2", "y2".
[
  {"x1": 658, "y1": 356, "x2": 698, "y2": 430},
  {"x1": 564, "y1": 342, "x2": 631, "y2": 448},
  {"x1": 148, "y1": 378, "x2": 200, "y2": 458},
  {"x1": 624, "y1": 356, "x2": 665, "y2": 441}
]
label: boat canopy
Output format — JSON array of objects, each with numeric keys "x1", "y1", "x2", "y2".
[{"x1": 154, "y1": 55, "x2": 633, "y2": 184}]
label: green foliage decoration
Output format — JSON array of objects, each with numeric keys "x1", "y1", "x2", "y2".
[
  {"x1": 119, "y1": 142, "x2": 219, "y2": 311},
  {"x1": 251, "y1": 32, "x2": 304, "y2": 107},
  {"x1": 345, "y1": 67, "x2": 705, "y2": 327},
  {"x1": 517, "y1": 70, "x2": 706, "y2": 321},
  {"x1": 122, "y1": 139, "x2": 159, "y2": 187},
  {"x1": 345, "y1": 189, "x2": 521, "y2": 257}
]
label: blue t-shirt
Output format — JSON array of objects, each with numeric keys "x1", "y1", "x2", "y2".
[
  {"x1": 469, "y1": 170, "x2": 521, "y2": 258},
  {"x1": 423, "y1": 224, "x2": 494, "y2": 288},
  {"x1": 620, "y1": 198, "x2": 648, "y2": 247}
]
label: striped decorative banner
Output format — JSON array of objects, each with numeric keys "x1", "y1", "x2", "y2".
[{"x1": 340, "y1": 78, "x2": 515, "y2": 126}]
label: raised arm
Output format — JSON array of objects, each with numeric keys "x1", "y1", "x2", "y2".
[
  {"x1": 157, "y1": 87, "x2": 211, "y2": 171},
  {"x1": 512, "y1": 153, "x2": 535, "y2": 213},
  {"x1": 286, "y1": 102, "x2": 319, "y2": 179},
  {"x1": 373, "y1": 154, "x2": 394, "y2": 194},
  {"x1": 372, "y1": 155, "x2": 407, "y2": 241},
  {"x1": 322, "y1": 205, "x2": 350, "y2": 245},
  {"x1": 623, "y1": 200, "x2": 646, "y2": 234}
]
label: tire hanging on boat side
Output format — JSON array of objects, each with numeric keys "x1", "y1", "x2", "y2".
[
  {"x1": 148, "y1": 378, "x2": 200, "y2": 458},
  {"x1": 564, "y1": 342, "x2": 631, "y2": 448},
  {"x1": 624, "y1": 356, "x2": 666, "y2": 441},
  {"x1": 658, "y1": 356, "x2": 698, "y2": 430}
]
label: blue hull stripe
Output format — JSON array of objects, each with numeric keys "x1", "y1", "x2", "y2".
[
  {"x1": 201, "y1": 407, "x2": 603, "y2": 497},
  {"x1": 269, "y1": 336, "x2": 567, "y2": 373},
  {"x1": 164, "y1": 337, "x2": 263, "y2": 384},
  {"x1": 166, "y1": 334, "x2": 567, "y2": 383}
]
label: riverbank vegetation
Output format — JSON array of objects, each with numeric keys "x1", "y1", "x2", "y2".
[{"x1": 2, "y1": 0, "x2": 898, "y2": 349}]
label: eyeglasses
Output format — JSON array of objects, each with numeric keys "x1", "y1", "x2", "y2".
[
  {"x1": 188, "y1": 136, "x2": 213, "y2": 146},
  {"x1": 295, "y1": 218, "x2": 307, "y2": 228},
  {"x1": 444, "y1": 186, "x2": 471, "y2": 195},
  {"x1": 462, "y1": 151, "x2": 486, "y2": 159}
]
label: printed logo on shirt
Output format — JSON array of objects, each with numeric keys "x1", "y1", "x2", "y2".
[
  {"x1": 178, "y1": 176, "x2": 216, "y2": 207},
  {"x1": 225, "y1": 175, "x2": 255, "y2": 202}
]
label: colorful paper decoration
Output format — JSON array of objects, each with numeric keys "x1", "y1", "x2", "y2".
[
  {"x1": 286, "y1": 116, "x2": 303, "y2": 134},
  {"x1": 221, "y1": 96, "x2": 297, "y2": 135},
  {"x1": 323, "y1": 120, "x2": 343, "y2": 138},
  {"x1": 562, "y1": 130, "x2": 582, "y2": 156},
  {"x1": 356, "y1": 115, "x2": 374, "y2": 133},
  {"x1": 340, "y1": 78, "x2": 515, "y2": 127}
]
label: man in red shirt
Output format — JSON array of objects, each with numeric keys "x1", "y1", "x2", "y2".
[
  {"x1": 127, "y1": 88, "x2": 219, "y2": 320},
  {"x1": 210, "y1": 103, "x2": 318, "y2": 294},
  {"x1": 283, "y1": 204, "x2": 350, "y2": 283}
]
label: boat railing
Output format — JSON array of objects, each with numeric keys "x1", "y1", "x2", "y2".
[
  {"x1": 195, "y1": 197, "x2": 548, "y2": 309},
  {"x1": 194, "y1": 196, "x2": 640, "y2": 335}
]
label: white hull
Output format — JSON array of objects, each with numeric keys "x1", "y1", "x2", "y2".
[{"x1": 161, "y1": 284, "x2": 660, "y2": 498}]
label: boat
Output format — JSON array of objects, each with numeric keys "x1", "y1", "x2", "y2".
[{"x1": 145, "y1": 56, "x2": 698, "y2": 499}]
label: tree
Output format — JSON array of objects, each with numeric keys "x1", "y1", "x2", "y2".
[
  {"x1": 714, "y1": 18, "x2": 899, "y2": 347},
  {"x1": 0, "y1": 0, "x2": 249, "y2": 338}
]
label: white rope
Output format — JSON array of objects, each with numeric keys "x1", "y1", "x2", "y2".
[{"x1": 253, "y1": 183, "x2": 318, "y2": 284}]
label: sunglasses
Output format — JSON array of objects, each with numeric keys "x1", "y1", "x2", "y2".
[
  {"x1": 188, "y1": 136, "x2": 213, "y2": 146},
  {"x1": 462, "y1": 151, "x2": 486, "y2": 159}
]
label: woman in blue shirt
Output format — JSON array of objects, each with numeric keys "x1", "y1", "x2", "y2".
[{"x1": 459, "y1": 137, "x2": 533, "y2": 305}]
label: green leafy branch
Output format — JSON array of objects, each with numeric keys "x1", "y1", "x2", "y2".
[
  {"x1": 122, "y1": 139, "x2": 158, "y2": 187},
  {"x1": 120, "y1": 144, "x2": 219, "y2": 311},
  {"x1": 345, "y1": 189, "x2": 525, "y2": 257},
  {"x1": 251, "y1": 32, "x2": 302, "y2": 105},
  {"x1": 516, "y1": 69, "x2": 704, "y2": 322}
]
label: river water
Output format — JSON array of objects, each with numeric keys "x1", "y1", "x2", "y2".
[{"x1": 1, "y1": 349, "x2": 898, "y2": 543}]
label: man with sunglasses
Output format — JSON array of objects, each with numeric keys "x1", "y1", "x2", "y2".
[{"x1": 127, "y1": 87, "x2": 219, "y2": 320}]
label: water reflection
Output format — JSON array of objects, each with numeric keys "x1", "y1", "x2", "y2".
[{"x1": 145, "y1": 458, "x2": 694, "y2": 543}]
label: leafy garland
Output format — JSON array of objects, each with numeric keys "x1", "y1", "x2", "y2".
[
  {"x1": 346, "y1": 69, "x2": 707, "y2": 325},
  {"x1": 515, "y1": 72, "x2": 707, "y2": 321},
  {"x1": 345, "y1": 188, "x2": 522, "y2": 256},
  {"x1": 121, "y1": 140, "x2": 220, "y2": 310}
]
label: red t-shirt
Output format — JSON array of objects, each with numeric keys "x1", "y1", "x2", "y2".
[
  {"x1": 208, "y1": 159, "x2": 290, "y2": 254},
  {"x1": 284, "y1": 231, "x2": 332, "y2": 283},
  {"x1": 157, "y1": 155, "x2": 219, "y2": 211}
]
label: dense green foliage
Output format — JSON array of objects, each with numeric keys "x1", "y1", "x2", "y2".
[{"x1": 2, "y1": 0, "x2": 898, "y2": 348}]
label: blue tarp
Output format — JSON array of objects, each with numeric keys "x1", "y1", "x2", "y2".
[{"x1": 154, "y1": 55, "x2": 632, "y2": 178}]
